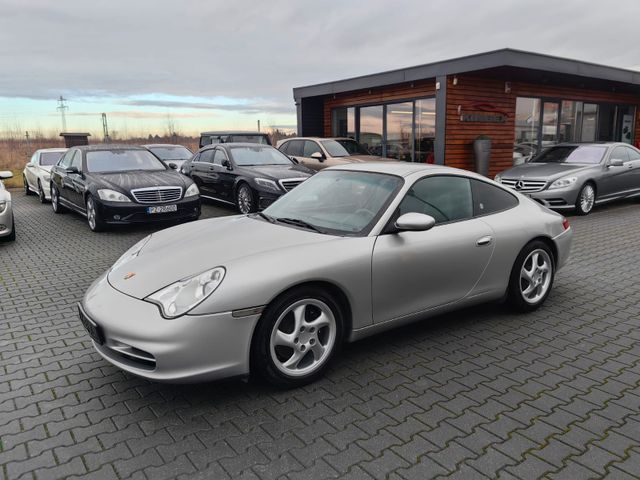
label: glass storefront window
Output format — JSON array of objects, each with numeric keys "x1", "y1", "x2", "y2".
[
  {"x1": 559, "y1": 100, "x2": 581, "y2": 142},
  {"x1": 331, "y1": 107, "x2": 355, "y2": 138},
  {"x1": 581, "y1": 103, "x2": 597, "y2": 142},
  {"x1": 617, "y1": 106, "x2": 636, "y2": 144},
  {"x1": 359, "y1": 105, "x2": 384, "y2": 156},
  {"x1": 415, "y1": 98, "x2": 436, "y2": 163},
  {"x1": 541, "y1": 102, "x2": 559, "y2": 147},
  {"x1": 386, "y1": 102, "x2": 413, "y2": 161},
  {"x1": 514, "y1": 97, "x2": 540, "y2": 162}
]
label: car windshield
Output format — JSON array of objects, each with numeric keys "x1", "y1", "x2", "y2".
[
  {"x1": 148, "y1": 146, "x2": 192, "y2": 160},
  {"x1": 230, "y1": 146, "x2": 292, "y2": 166},
  {"x1": 263, "y1": 170, "x2": 403, "y2": 236},
  {"x1": 40, "y1": 152, "x2": 64, "y2": 166},
  {"x1": 531, "y1": 145, "x2": 607, "y2": 164},
  {"x1": 335, "y1": 139, "x2": 371, "y2": 155},
  {"x1": 86, "y1": 150, "x2": 167, "y2": 173}
]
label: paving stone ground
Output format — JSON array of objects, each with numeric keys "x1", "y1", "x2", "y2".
[{"x1": 1, "y1": 191, "x2": 640, "y2": 480}]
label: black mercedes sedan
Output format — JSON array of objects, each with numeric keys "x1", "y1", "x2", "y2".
[
  {"x1": 50, "y1": 145, "x2": 201, "y2": 232},
  {"x1": 182, "y1": 143, "x2": 314, "y2": 213}
]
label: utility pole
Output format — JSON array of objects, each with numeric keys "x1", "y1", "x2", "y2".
[
  {"x1": 101, "y1": 113, "x2": 110, "y2": 142},
  {"x1": 25, "y1": 131, "x2": 31, "y2": 157},
  {"x1": 57, "y1": 96, "x2": 68, "y2": 132},
  {"x1": 257, "y1": 120, "x2": 260, "y2": 132}
]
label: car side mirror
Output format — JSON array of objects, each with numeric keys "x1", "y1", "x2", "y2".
[
  {"x1": 222, "y1": 159, "x2": 232, "y2": 170},
  {"x1": 290, "y1": 157, "x2": 299, "y2": 164},
  {"x1": 310, "y1": 152, "x2": 324, "y2": 162},
  {"x1": 0, "y1": 170, "x2": 13, "y2": 179},
  {"x1": 65, "y1": 166, "x2": 79, "y2": 174},
  {"x1": 395, "y1": 212, "x2": 436, "y2": 232},
  {"x1": 168, "y1": 162, "x2": 178, "y2": 169},
  {"x1": 609, "y1": 158, "x2": 624, "y2": 167}
]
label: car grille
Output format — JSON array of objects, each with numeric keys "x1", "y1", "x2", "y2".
[
  {"x1": 131, "y1": 187, "x2": 182, "y2": 204},
  {"x1": 279, "y1": 178, "x2": 307, "y2": 192},
  {"x1": 500, "y1": 179, "x2": 547, "y2": 193}
]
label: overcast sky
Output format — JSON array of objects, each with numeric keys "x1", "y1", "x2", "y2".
[{"x1": 1, "y1": 0, "x2": 640, "y2": 136}]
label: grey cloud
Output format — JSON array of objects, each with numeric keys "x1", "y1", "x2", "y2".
[{"x1": 122, "y1": 99, "x2": 294, "y2": 115}]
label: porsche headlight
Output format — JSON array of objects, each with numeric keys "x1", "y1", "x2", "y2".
[
  {"x1": 97, "y1": 189, "x2": 131, "y2": 202},
  {"x1": 145, "y1": 267, "x2": 225, "y2": 318},
  {"x1": 254, "y1": 178, "x2": 281, "y2": 193},
  {"x1": 184, "y1": 183, "x2": 199, "y2": 197},
  {"x1": 0, "y1": 200, "x2": 7, "y2": 214},
  {"x1": 110, "y1": 235, "x2": 151, "y2": 271},
  {"x1": 549, "y1": 176, "x2": 578, "y2": 190}
]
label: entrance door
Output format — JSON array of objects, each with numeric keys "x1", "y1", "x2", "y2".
[{"x1": 540, "y1": 101, "x2": 560, "y2": 148}]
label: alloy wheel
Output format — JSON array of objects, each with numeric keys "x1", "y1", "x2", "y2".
[
  {"x1": 38, "y1": 181, "x2": 45, "y2": 202},
  {"x1": 580, "y1": 184, "x2": 595, "y2": 213},
  {"x1": 269, "y1": 299, "x2": 337, "y2": 377},
  {"x1": 87, "y1": 198, "x2": 96, "y2": 230},
  {"x1": 520, "y1": 249, "x2": 552, "y2": 304},
  {"x1": 51, "y1": 187, "x2": 59, "y2": 211},
  {"x1": 237, "y1": 185, "x2": 252, "y2": 214}
]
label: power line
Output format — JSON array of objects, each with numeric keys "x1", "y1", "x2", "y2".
[{"x1": 56, "y1": 96, "x2": 68, "y2": 132}]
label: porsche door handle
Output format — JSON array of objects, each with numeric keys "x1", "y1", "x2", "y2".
[{"x1": 476, "y1": 236, "x2": 493, "y2": 246}]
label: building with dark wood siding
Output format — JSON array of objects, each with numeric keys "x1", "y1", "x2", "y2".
[{"x1": 293, "y1": 49, "x2": 640, "y2": 177}]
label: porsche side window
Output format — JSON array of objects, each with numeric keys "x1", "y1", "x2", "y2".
[
  {"x1": 398, "y1": 176, "x2": 473, "y2": 224},
  {"x1": 471, "y1": 179, "x2": 518, "y2": 216}
]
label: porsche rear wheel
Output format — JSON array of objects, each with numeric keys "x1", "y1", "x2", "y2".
[
  {"x1": 507, "y1": 241, "x2": 555, "y2": 312},
  {"x1": 252, "y1": 287, "x2": 344, "y2": 388}
]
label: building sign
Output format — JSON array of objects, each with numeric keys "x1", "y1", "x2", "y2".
[{"x1": 460, "y1": 102, "x2": 508, "y2": 123}]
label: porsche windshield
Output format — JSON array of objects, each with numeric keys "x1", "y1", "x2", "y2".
[{"x1": 263, "y1": 170, "x2": 403, "y2": 235}]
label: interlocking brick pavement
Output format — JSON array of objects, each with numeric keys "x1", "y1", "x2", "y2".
[{"x1": 1, "y1": 191, "x2": 640, "y2": 479}]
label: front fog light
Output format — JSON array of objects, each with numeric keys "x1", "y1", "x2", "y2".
[{"x1": 146, "y1": 267, "x2": 225, "y2": 318}]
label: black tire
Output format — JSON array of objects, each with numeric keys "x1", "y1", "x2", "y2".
[
  {"x1": 235, "y1": 183, "x2": 257, "y2": 214},
  {"x1": 507, "y1": 240, "x2": 555, "y2": 312},
  {"x1": 24, "y1": 176, "x2": 33, "y2": 195},
  {"x1": 51, "y1": 184, "x2": 65, "y2": 214},
  {"x1": 251, "y1": 287, "x2": 344, "y2": 388},
  {"x1": 86, "y1": 195, "x2": 105, "y2": 232},
  {"x1": 0, "y1": 218, "x2": 16, "y2": 242},
  {"x1": 575, "y1": 182, "x2": 596, "y2": 215},
  {"x1": 37, "y1": 180, "x2": 46, "y2": 203}
]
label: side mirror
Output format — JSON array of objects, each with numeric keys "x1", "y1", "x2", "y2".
[
  {"x1": 168, "y1": 162, "x2": 178, "y2": 170},
  {"x1": 0, "y1": 170, "x2": 13, "y2": 179},
  {"x1": 65, "y1": 166, "x2": 79, "y2": 174},
  {"x1": 609, "y1": 158, "x2": 624, "y2": 167},
  {"x1": 395, "y1": 212, "x2": 436, "y2": 232},
  {"x1": 290, "y1": 157, "x2": 299, "y2": 164},
  {"x1": 222, "y1": 159, "x2": 232, "y2": 170},
  {"x1": 310, "y1": 152, "x2": 325, "y2": 162}
]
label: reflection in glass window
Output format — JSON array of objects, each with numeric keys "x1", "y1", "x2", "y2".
[
  {"x1": 359, "y1": 105, "x2": 383, "y2": 156},
  {"x1": 541, "y1": 102, "x2": 559, "y2": 147},
  {"x1": 559, "y1": 101, "x2": 581, "y2": 142},
  {"x1": 415, "y1": 99, "x2": 436, "y2": 164},
  {"x1": 514, "y1": 98, "x2": 540, "y2": 163},
  {"x1": 386, "y1": 102, "x2": 413, "y2": 161},
  {"x1": 331, "y1": 107, "x2": 355, "y2": 138},
  {"x1": 581, "y1": 104, "x2": 597, "y2": 142}
]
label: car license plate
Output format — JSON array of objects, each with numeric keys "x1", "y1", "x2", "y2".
[
  {"x1": 147, "y1": 205, "x2": 178, "y2": 214},
  {"x1": 78, "y1": 306, "x2": 104, "y2": 345}
]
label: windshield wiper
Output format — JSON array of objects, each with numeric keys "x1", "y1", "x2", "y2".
[
  {"x1": 254, "y1": 212, "x2": 275, "y2": 223},
  {"x1": 275, "y1": 217, "x2": 325, "y2": 234}
]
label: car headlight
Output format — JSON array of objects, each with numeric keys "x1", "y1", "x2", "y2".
[
  {"x1": 184, "y1": 183, "x2": 199, "y2": 197},
  {"x1": 549, "y1": 176, "x2": 578, "y2": 190},
  {"x1": 145, "y1": 267, "x2": 226, "y2": 318},
  {"x1": 254, "y1": 178, "x2": 281, "y2": 193},
  {"x1": 0, "y1": 201, "x2": 7, "y2": 214},
  {"x1": 110, "y1": 235, "x2": 151, "y2": 271},
  {"x1": 97, "y1": 189, "x2": 131, "y2": 202},
  {"x1": 494, "y1": 174, "x2": 502, "y2": 183}
]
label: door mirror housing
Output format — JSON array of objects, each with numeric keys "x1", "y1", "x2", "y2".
[
  {"x1": 395, "y1": 213, "x2": 436, "y2": 232},
  {"x1": 0, "y1": 170, "x2": 13, "y2": 179},
  {"x1": 65, "y1": 166, "x2": 79, "y2": 174},
  {"x1": 168, "y1": 162, "x2": 178, "y2": 170},
  {"x1": 609, "y1": 158, "x2": 624, "y2": 167},
  {"x1": 290, "y1": 156, "x2": 299, "y2": 164},
  {"x1": 222, "y1": 159, "x2": 232, "y2": 170},
  {"x1": 310, "y1": 152, "x2": 324, "y2": 161}
]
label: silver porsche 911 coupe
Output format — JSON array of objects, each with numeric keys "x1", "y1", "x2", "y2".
[{"x1": 80, "y1": 163, "x2": 572, "y2": 387}]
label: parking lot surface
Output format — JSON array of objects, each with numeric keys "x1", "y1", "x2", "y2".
[{"x1": 1, "y1": 191, "x2": 640, "y2": 480}]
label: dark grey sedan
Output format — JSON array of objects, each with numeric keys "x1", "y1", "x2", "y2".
[{"x1": 495, "y1": 143, "x2": 640, "y2": 215}]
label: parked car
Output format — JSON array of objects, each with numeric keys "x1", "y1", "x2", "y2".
[
  {"x1": 199, "y1": 131, "x2": 271, "y2": 149},
  {"x1": 23, "y1": 148, "x2": 67, "y2": 202},
  {"x1": 182, "y1": 143, "x2": 313, "y2": 213},
  {"x1": 80, "y1": 162, "x2": 572, "y2": 387},
  {"x1": 495, "y1": 142, "x2": 640, "y2": 215},
  {"x1": 0, "y1": 171, "x2": 15, "y2": 242},
  {"x1": 277, "y1": 137, "x2": 390, "y2": 171},
  {"x1": 50, "y1": 145, "x2": 201, "y2": 232},
  {"x1": 143, "y1": 144, "x2": 192, "y2": 172}
]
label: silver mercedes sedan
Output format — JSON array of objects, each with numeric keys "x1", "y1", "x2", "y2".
[
  {"x1": 80, "y1": 163, "x2": 572, "y2": 387},
  {"x1": 495, "y1": 143, "x2": 640, "y2": 215}
]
